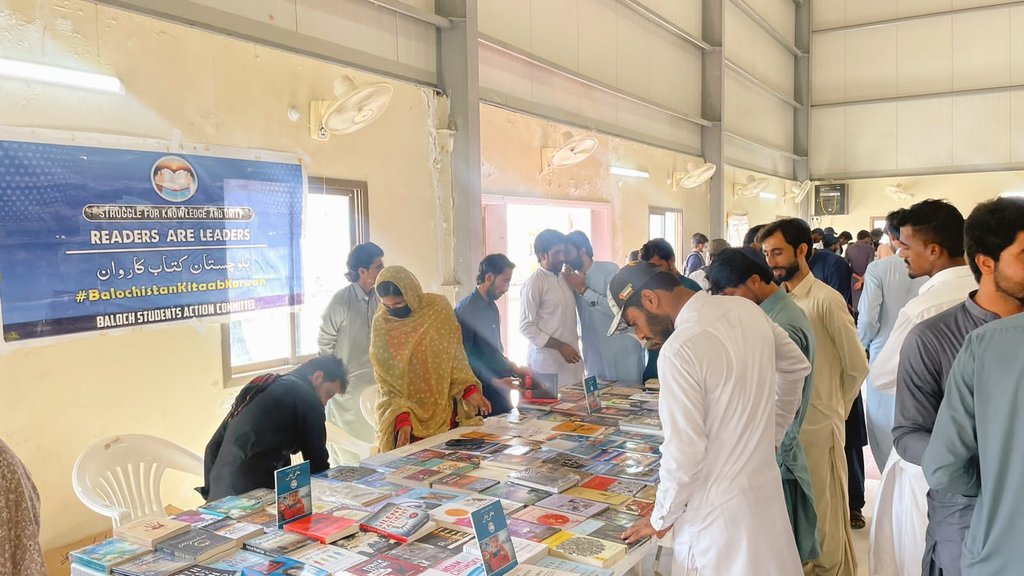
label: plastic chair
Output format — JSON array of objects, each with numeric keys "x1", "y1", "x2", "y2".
[
  {"x1": 72, "y1": 434, "x2": 203, "y2": 527},
  {"x1": 360, "y1": 384, "x2": 380, "y2": 430}
]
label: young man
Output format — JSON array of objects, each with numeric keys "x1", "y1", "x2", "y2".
[
  {"x1": 687, "y1": 237, "x2": 730, "y2": 292},
  {"x1": 564, "y1": 231, "x2": 643, "y2": 383},
  {"x1": 895, "y1": 197, "x2": 1024, "y2": 576},
  {"x1": 637, "y1": 238, "x2": 704, "y2": 382},
  {"x1": 455, "y1": 254, "x2": 524, "y2": 415},
  {"x1": 682, "y1": 232, "x2": 709, "y2": 276},
  {"x1": 612, "y1": 262, "x2": 811, "y2": 574},
  {"x1": 201, "y1": 357, "x2": 347, "y2": 501},
  {"x1": 868, "y1": 199, "x2": 975, "y2": 576},
  {"x1": 810, "y1": 234, "x2": 854, "y2": 307},
  {"x1": 760, "y1": 218, "x2": 869, "y2": 576},
  {"x1": 706, "y1": 247, "x2": 820, "y2": 564},
  {"x1": 317, "y1": 242, "x2": 384, "y2": 465},
  {"x1": 519, "y1": 229, "x2": 583, "y2": 389},
  {"x1": 845, "y1": 230, "x2": 875, "y2": 314}
]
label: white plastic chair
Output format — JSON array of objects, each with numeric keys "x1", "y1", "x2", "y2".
[
  {"x1": 360, "y1": 385, "x2": 380, "y2": 430},
  {"x1": 72, "y1": 434, "x2": 203, "y2": 527}
]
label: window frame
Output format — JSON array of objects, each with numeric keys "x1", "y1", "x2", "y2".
[
  {"x1": 648, "y1": 206, "x2": 684, "y2": 256},
  {"x1": 221, "y1": 177, "x2": 369, "y2": 386}
]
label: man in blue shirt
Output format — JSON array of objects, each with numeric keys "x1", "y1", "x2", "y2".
[
  {"x1": 811, "y1": 234, "x2": 854, "y2": 307},
  {"x1": 455, "y1": 254, "x2": 524, "y2": 415},
  {"x1": 637, "y1": 238, "x2": 704, "y2": 382}
]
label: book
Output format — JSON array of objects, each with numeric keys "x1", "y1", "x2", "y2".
[
  {"x1": 589, "y1": 451, "x2": 659, "y2": 469},
  {"x1": 539, "y1": 453, "x2": 591, "y2": 472},
  {"x1": 585, "y1": 522, "x2": 647, "y2": 553},
  {"x1": 388, "y1": 488, "x2": 466, "y2": 511},
  {"x1": 560, "y1": 488, "x2": 630, "y2": 507},
  {"x1": 603, "y1": 430, "x2": 662, "y2": 445},
  {"x1": 511, "y1": 507, "x2": 586, "y2": 530},
  {"x1": 388, "y1": 541, "x2": 461, "y2": 567},
  {"x1": 616, "y1": 415, "x2": 662, "y2": 436},
  {"x1": 578, "y1": 477, "x2": 644, "y2": 497},
  {"x1": 321, "y1": 465, "x2": 380, "y2": 483},
  {"x1": 434, "y1": 497, "x2": 523, "y2": 530},
  {"x1": 534, "y1": 556, "x2": 613, "y2": 576},
  {"x1": 507, "y1": 566, "x2": 575, "y2": 576},
  {"x1": 628, "y1": 393, "x2": 659, "y2": 402},
  {"x1": 469, "y1": 500, "x2": 518, "y2": 576},
  {"x1": 598, "y1": 399, "x2": 638, "y2": 410},
  {"x1": 70, "y1": 537, "x2": 150, "y2": 573},
  {"x1": 611, "y1": 441, "x2": 659, "y2": 456},
  {"x1": 112, "y1": 517, "x2": 192, "y2": 548},
  {"x1": 109, "y1": 551, "x2": 193, "y2": 576},
  {"x1": 422, "y1": 552, "x2": 484, "y2": 576},
  {"x1": 200, "y1": 496, "x2": 269, "y2": 520},
  {"x1": 236, "y1": 510, "x2": 279, "y2": 532},
  {"x1": 591, "y1": 509, "x2": 639, "y2": 529},
  {"x1": 464, "y1": 537, "x2": 548, "y2": 566},
  {"x1": 480, "y1": 483, "x2": 549, "y2": 507},
  {"x1": 642, "y1": 379, "x2": 659, "y2": 391},
  {"x1": 285, "y1": 543, "x2": 365, "y2": 573},
  {"x1": 242, "y1": 530, "x2": 316, "y2": 557},
  {"x1": 388, "y1": 465, "x2": 455, "y2": 488},
  {"x1": 408, "y1": 448, "x2": 451, "y2": 462},
  {"x1": 347, "y1": 555, "x2": 427, "y2": 576},
  {"x1": 431, "y1": 473, "x2": 500, "y2": 494},
  {"x1": 583, "y1": 463, "x2": 658, "y2": 485},
  {"x1": 500, "y1": 444, "x2": 539, "y2": 457},
  {"x1": 333, "y1": 531, "x2": 402, "y2": 558},
  {"x1": 534, "y1": 495, "x2": 608, "y2": 518},
  {"x1": 416, "y1": 526, "x2": 475, "y2": 552},
  {"x1": 359, "y1": 452, "x2": 404, "y2": 472},
  {"x1": 634, "y1": 485, "x2": 657, "y2": 501},
  {"x1": 312, "y1": 478, "x2": 390, "y2": 507},
  {"x1": 360, "y1": 503, "x2": 435, "y2": 543},
  {"x1": 275, "y1": 461, "x2": 312, "y2": 529},
  {"x1": 205, "y1": 549, "x2": 276, "y2": 571},
  {"x1": 549, "y1": 422, "x2": 605, "y2": 437},
  {"x1": 439, "y1": 452, "x2": 484, "y2": 465},
  {"x1": 419, "y1": 459, "x2": 479, "y2": 475},
  {"x1": 171, "y1": 567, "x2": 237, "y2": 576},
  {"x1": 505, "y1": 518, "x2": 560, "y2": 543},
  {"x1": 582, "y1": 377, "x2": 601, "y2": 415},
  {"x1": 157, "y1": 529, "x2": 238, "y2": 563},
  {"x1": 283, "y1": 512, "x2": 359, "y2": 543},
  {"x1": 542, "y1": 532, "x2": 626, "y2": 568},
  {"x1": 171, "y1": 510, "x2": 226, "y2": 528},
  {"x1": 479, "y1": 454, "x2": 545, "y2": 472},
  {"x1": 523, "y1": 372, "x2": 558, "y2": 403},
  {"x1": 243, "y1": 488, "x2": 278, "y2": 507},
  {"x1": 506, "y1": 465, "x2": 582, "y2": 494},
  {"x1": 610, "y1": 498, "x2": 655, "y2": 517},
  {"x1": 200, "y1": 517, "x2": 264, "y2": 544},
  {"x1": 240, "y1": 556, "x2": 329, "y2": 576}
]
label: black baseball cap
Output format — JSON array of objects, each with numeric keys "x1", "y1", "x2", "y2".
[{"x1": 606, "y1": 261, "x2": 668, "y2": 337}]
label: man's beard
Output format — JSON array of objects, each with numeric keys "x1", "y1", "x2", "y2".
[
  {"x1": 994, "y1": 266, "x2": 1024, "y2": 307},
  {"x1": 486, "y1": 285, "x2": 502, "y2": 301},
  {"x1": 567, "y1": 257, "x2": 584, "y2": 271},
  {"x1": 773, "y1": 261, "x2": 800, "y2": 282},
  {"x1": 640, "y1": 307, "x2": 676, "y2": 348}
]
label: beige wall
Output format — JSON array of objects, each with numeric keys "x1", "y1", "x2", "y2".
[
  {"x1": 479, "y1": 104, "x2": 711, "y2": 260},
  {"x1": 723, "y1": 165, "x2": 802, "y2": 233},
  {"x1": 0, "y1": 0, "x2": 447, "y2": 550},
  {"x1": 810, "y1": 171, "x2": 1021, "y2": 233}
]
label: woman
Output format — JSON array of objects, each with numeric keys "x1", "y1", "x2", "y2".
[
  {"x1": 370, "y1": 266, "x2": 491, "y2": 451},
  {"x1": 1, "y1": 438, "x2": 46, "y2": 575}
]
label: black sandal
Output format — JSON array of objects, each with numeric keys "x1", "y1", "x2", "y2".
[{"x1": 850, "y1": 509, "x2": 866, "y2": 530}]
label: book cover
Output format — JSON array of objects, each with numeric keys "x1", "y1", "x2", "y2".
[
  {"x1": 388, "y1": 465, "x2": 453, "y2": 488},
  {"x1": 322, "y1": 465, "x2": 380, "y2": 483},
  {"x1": 500, "y1": 444, "x2": 538, "y2": 457},
  {"x1": 539, "y1": 453, "x2": 591, "y2": 471},
  {"x1": 464, "y1": 537, "x2": 548, "y2": 566},
  {"x1": 564, "y1": 519, "x2": 603, "y2": 536},
  {"x1": 461, "y1": 431, "x2": 509, "y2": 442},
  {"x1": 360, "y1": 452, "x2": 404, "y2": 472},
  {"x1": 582, "y1": 378, "x2": 601, "y2": 415},
  {"x1": 479, "y1": 454, "x2": 544, "y2": 472},
  {"x1": 505, "y1": 518, "x2": 559, "y2": 543},
  {"x1": 388, "y1": 541, "x2": 461, "y2": 568},
  {"x1": 239, "y1": 556, "x2": 329, "y2": 576},
  {"x1": 439, "y1": 452, "x2": 484, "y2": 466},
  {"x1": 611, "y1": 498, "x2": 655, "y2": 517},
  {"x1": 388, "y1": 487, "x2": 465, "y2": 511},
  {"x1": 578, "y1": 477, "x2": 644, "y2": 497},
  {"x1": 157, "y1": 529, "x2": 238, "y2": 563},
  {"x1": 431, "y1": 473, "x2": 500, "y2": 494},
  {"x1": 634, "y1": 485, "x2": 657, "y2": 501},
  {"x1": 583, "y1": 463, "x2": 658, "y2": 485},
  {"x1": 242, "y1": 530, "x2": 315, "y2": 557},
  {"x1": 537, "y1": 413, "x2": 573, "y2": 423},
  {"x1": 585, "y1": 522, "x2": 647, "y2": 553},
  {"x1": 534, "y1": 495, "x2": 608, "y2": 518},
  {"x1": 589, "y1": 451, "x2": 659, "y2": 469},
  {"x1": 561, "y1": 488, "x2": 630, "y2": 507},
  {"x1": 172, "y1": 567, "x2": 236, "y2": 576},
  {"x1": 612, "y1": 441, "x2": 659, "y2": 456},
  {"x1": 506, "y1": 566, "x2": 575, "y2": 576},
  {"x1": 236, "y1": 510, "x2": 279, "y2": 532},
  {"x1": 604, "y1": 430, "x2": 662, "y2": 445},
  {"x1": 424, "y1": 552, "x2": 484, "y2": 576},
  {"x1": 205, "y1": 549, "x2": 276, "y2": 571},
  {"x1": 534, "y1": 557, "x2": 613, "y2": 576},
  {"x1": 171, "y1": 510, "x2": 226, "y2": 528},
  {"x1": 542, "y1": 532, "x2": 626, "y2": 568},
  {"x1": 469, "y1": 501, "x2": 518, "y2": 576},
  {"x1": 425, "y1": 460, "x2": 478, "y2": 476},
  {"x1": 312, "y1": 478, "x2": 390, "y2": 507},
  {"x1": 628, "y1": 393, "x2": 659, "y2": 402},
  {"x1": 579, "y1": 415, "x2": 623, "y2": 428},
  {"x1": 333, "y1": 531, "x2": 402, "y2": 558},
  {"x1": 408, "y1": 448, "x2": 450, "y2": 461},
  {"x1": 429, "y1": 495, "x2": 496, "y2": 527},
  {"x1": 109, "y1": 551, "x2": 192, "y2": 576},
  {"x1": 347, "y1": 555, "x2": 427, "y2": 576},
  {"x1": 200, "y1": 517, "x2": 264, "y2": 543},
  {"x1": 549, "y1": 422, "x2": 604, "y2": 437},
  {"x1": 416, "y1": 527, "x2": 475, "y2": 551},
  {"x1": 599, "y1": 399, "x2": 637, "y2": 410},
  {"x1": 285, "y1": 543, "x2": 365, "y2": 573},
  {"x1": 507, "y1": 465, "x2": 581, "y2": 494},
  {"x1": 481, "y1": 483, "x2": 549, "y2": 507},
  {"x1": 360, "y1": 503, "x2": 433, "y2": 543},
  {"x1": 70, "y1": 537, "x2": 150, "y2": 573},
  {"x1": 283, "y1": 512, "x2": 359, "y2": 543},
  {"x1": 617, "y1": 415, "x2": 662, "y2": 433},
  {"x1": 511, "y1": 507, "x2": 586, "y2": 530},
  {"x1": 275, "y1": 461, "x2": 312, "y2": 529},
  {"x1": 112, "y1": 517, "x2": 192, "y2": 548},
  {"x1": 241, "y1": 488, "x2": 277, "y2": 507},
  {"x1": 200, "y1": 495, "x2": 267, "y2": 520}
]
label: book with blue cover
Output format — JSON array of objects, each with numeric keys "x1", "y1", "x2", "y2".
[
  {"x1": 275, "y1": 461, "x2": 312, "y2": 529},
  {"x1": 240, "y1": 556, "x2": 329, "y2": 576},
  {"x1": 69, "y1": 537, "x2": 150, "y2": 573},
  {"x1": 583, "y1": 377, "x2": 601, "y2": 415},
  {"x1": 156, "y1": 529, "x2": 238, "y2": 563},
  {"x1": 469, "y1": 501, "x2": 518, "y2": 576}
]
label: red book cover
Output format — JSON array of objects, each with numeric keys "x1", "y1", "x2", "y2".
[
  {"x1": 359, "y1": 503, "x2": 431, "y2": 544},
  {"x1": 347, "y1": 555, "x2": 426, "y2": 576},
  {"x1": 283, "y1": 512, "x2": 359, "y2": 543}
]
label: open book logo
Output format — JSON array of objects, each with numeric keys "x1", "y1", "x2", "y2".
[{"x1": 151, "y1": 155, "x2": 198, "y2": 202}]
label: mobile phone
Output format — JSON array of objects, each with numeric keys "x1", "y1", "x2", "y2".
[{"x1": 445, "y1": 438, "x2": 485, "y2": 448}]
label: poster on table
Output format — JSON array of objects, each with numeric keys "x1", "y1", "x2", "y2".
[{"x1": 0, "y1": 131, "x2": 304, "y2": 344}]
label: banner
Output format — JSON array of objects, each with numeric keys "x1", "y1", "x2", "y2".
[{"x1": 0, "y1": 137, "x2": 304, "y2": 342}]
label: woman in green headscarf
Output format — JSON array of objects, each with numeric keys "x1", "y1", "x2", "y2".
[{"x1": 370, "y1": 266, "x2": 492, "y2": 452}]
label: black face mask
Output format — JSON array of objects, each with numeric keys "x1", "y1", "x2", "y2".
[{"x1": 389, "y1": 305, "x2": 412, "y2": 319}]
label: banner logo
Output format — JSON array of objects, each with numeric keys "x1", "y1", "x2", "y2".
[{"x1": 151, "y1": 155, "x2": 198, "y2": 202}]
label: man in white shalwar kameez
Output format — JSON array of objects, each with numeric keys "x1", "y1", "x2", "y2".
[{"x1": 613, "y1": 262, "x2": 812, "y2": 575}]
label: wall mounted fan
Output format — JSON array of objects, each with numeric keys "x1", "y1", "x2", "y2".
[
  {"x1": 786, "y1": 180, "x2": 813, "y2": 203},
  {"x1": 543, "y1": 131, "x2": 599, "y2": 170},
  {"x1": 734, "y1": 175, "x2": 770, "y2": 198},
  {"x1": 671, "y1": 162, "x2": 717, "y2": 190},
  {"x1": 886, "y1": 183, "x2": 914, "y2": 202},
  {"x1": 309, "y1": 76, "x2": 393, "y2": 141}
]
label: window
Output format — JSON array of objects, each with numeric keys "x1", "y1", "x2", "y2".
[
  {"x1": 870, "y1": 216, "x2": 889, "y2": 245},
  {"x1": 223, "y1": 177, "x2": 369, "y2": 383},
  {"x1": 648, "y1": 207, "x2": 683, "y2": 257}
]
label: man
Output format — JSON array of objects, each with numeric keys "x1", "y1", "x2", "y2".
[
  {"x1": 682, "y1": 232, "x2": 709, "y2": 276},
  {"x1": 845, "y1": 230, "x2": 875, "y2": 314},
  {"x1": 923, "y1": 207, "x2": 1024, "y2": 575},
  {"x1": 810, "y1": 235, "x2": 854, "y2": 307},
  {"x1": 455, "y1": 254, "x2": 524, "y2": 415},
  {"x1": 836, "y1": 231, "x2": 853, "y2": 256},
  {"x1": 858, "y1": 210, "x2": 926, "y2": 470},
  {"x1": 870, "y1": 228, "x2": 884, "y2": 253},
  {"x1": 869, "y1": 199, "x2": 975, "y2": 576},
  {"x1": 812, "y1": 228, "x2": 825, "y2": 250},
  {"x1": 706, "y1": 247, "x2": 820, "y2": 564},
  {"x1": 317, "y1": 242, "x2": 383, "y2": 465},
  {"x1": 564, "y1": 231, "x2": 644, "y2": 383},
  {"x1": 687, "y1": 237, "x2": 730, "y2": 291},
  {"x1": 895, "y1": 197, "x2": 1024, "y2": 575},
  {"x1": 201, "y1": 357, "x2": 347, "y2": 501},
  {"x1": 520, "y1": 229, "x2": 583, "y2": 389},
  {"x1": 613, "y1": 262, "x2": 811, "y2": 574},
  {"x1": 760, "y1": 218, "x2": 869, "y2": 576},
  {"x1": 745, "y1": 224, "x2": 767, "y2": 251},
  {"x1": 637, "y1": 238, "x2": 704, "y2": 382}
]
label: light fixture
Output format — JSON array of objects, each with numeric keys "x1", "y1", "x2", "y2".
[
  {"x1": 610, "y1": 166, "x2": 650, "y2": 179},
  {"x1": 0, "y1": 57, "x2": 124, "y2": 94},
  {"x1": 759, "y1": 191, "x2": 778, "y2": 199}
]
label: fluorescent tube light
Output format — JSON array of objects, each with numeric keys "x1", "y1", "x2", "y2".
[
  {"x1": 759, "y1": 191, "x2": 777, "y2": 199},
  {"x1": 0, "y1": 58, "x2": 124, "y2": 94},
  {"x1": 610, "y1": 166, "x2": 650, "y2": 179}
]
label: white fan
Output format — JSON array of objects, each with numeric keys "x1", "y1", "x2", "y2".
[
  {"x1": 735, "y1": 175, "x2": 770, "y2": 198},
  {"x1": 672, "y1": 162, "x2": 717, "y2": 190},
  {"x1": 787, "y1": 180, "x2": 813, "y2": 203},
  {"x1": 309, "y1": 76, "x2": 393, "y2": 140},
  {"x1": 886, "y1": 183, "x2": 914, "y2": 202},
  {"x1": 545, "y1": 131, "x2": 599, "y2": 170}
]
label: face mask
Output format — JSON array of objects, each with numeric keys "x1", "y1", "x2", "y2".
[{"x1": 389, "y1": 305, "x2": 412, "y2": 319}]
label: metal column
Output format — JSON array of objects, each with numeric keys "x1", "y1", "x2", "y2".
[
  {"x1": 703, "y1": 0, "x2": 726, "y2": 238},
  {"x1": 794, "y1": 0, "x2": 811, "y2": 218}
]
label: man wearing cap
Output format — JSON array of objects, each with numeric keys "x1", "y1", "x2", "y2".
[
  {"x1": 686, "y1": 237, "x2": 730, "y2": 292},
  {"x1": 616, "y1": 262, "x2": 812, "y2": 574}
]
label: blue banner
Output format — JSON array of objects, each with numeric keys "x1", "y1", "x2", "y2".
[{"x1": 0, "y1": 138, "x2": 303, "y2": 342}]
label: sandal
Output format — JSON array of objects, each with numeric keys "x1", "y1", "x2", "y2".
[{"x1": 850, "y1": 509, "x2": 866, "y2": 530}]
